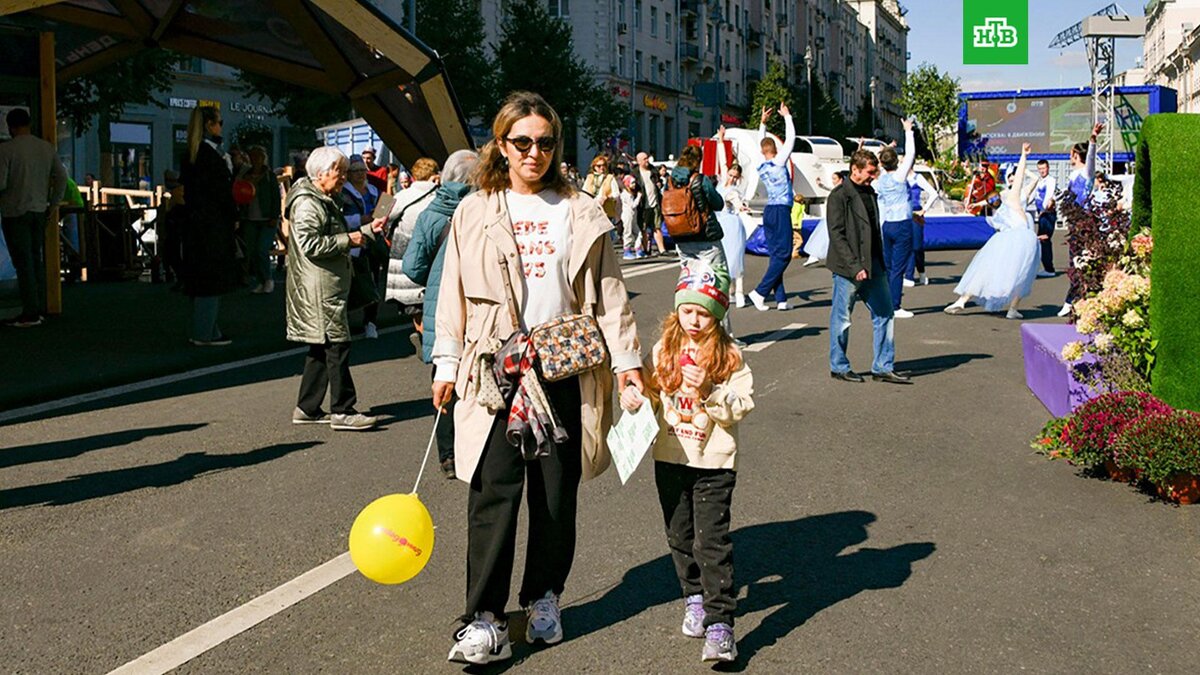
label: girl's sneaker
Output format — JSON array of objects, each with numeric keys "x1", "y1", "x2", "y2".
[
  {"x1": 701, "y1": 623, "x2": 737, "y2": 663},
  {"x1": 681, "y1": 594, "x2": 705, "y2": 637},
  {"x1": 525, "y1": 591, "x2": 563, "y2": 644},
  {"x1": 448, "y1": 612, "x2": 511, "y2": 664},
  {"x1": 623, "y1": 248, "x2": 636, "y2": 260}
]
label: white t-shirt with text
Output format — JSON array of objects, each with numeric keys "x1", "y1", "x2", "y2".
[{"x1": 507, "y1": 189, "x2": 573, "y2": 329}]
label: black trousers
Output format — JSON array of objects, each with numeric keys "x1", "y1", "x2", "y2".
[
  {"x1": 296, "y1": 340, "x2": 357, "y2": 415},
  {"x1": 431, "y1": 367, "x2": 455, "y2": 463},
  {"x1": 655, "y1": 461, "x2": 737, "y2": 627},
  {"x1": 1, "y1": 211, "x2": 46, "y2": 316},
  {"x1": 1036, "y1": 210, "x2": 1057, "y2": 273},
  {"x1": 463, "y1": 376, "x2": 582, "y2": 621}
]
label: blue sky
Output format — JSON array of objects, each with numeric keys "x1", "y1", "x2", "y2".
[{"x1": 905, "y1": 0, "x2": 1144, "y2": 92}]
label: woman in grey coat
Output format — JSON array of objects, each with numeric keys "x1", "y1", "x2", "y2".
[{"x1": 285, "y1": 147, "x2": 385, "y2": 431}]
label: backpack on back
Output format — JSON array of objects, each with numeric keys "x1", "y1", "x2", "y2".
[{"x1": 661, "y1": 173, "x2": 706, "y2": 238}]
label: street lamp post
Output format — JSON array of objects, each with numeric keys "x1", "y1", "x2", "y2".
[{"x1": 805, "y1": 45, "x2": 813, "y2": 135}]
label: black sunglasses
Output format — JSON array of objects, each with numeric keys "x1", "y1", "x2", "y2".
[{"x1": 505, "y1": 135, "x2": 557, "y2": 154}]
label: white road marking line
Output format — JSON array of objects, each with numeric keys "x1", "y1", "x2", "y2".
[
  {"x1": 743, "y1": 323, "x2": 809, "y2": 353},
  {"x1": 0, "y1": 325, "x2": 409, "y2": 424},
  {"x1": 622, "y1": 261, "x2": 679, "y2": 278},
  {"x1": 108, "y1": 553, "x2": 357, "y2": 675}
]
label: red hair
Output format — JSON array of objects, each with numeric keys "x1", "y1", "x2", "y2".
[{"x1": 649, "y1": 310, "x2": 742, "y2": 397}]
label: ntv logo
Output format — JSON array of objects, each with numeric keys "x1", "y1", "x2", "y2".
[{"x1": 973, "y1": 17, "x2": 1019, "y2": 48}]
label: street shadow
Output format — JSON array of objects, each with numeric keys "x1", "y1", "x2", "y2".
[
  {"x1": 894, "y1": 353, "x2": 993, "y2": 377},
  {"x1": 475, "y1": 510, "x2": 930, "y2": 671},
  {"x1": 369, "y1": 398, "x2": 436, "y2": 425},
  {"x1": 0, "y1": 441, "x2": 320, "y2": 510},
  {"x1": 739, "y1": 325, "x2": 825, "y2": 348},
  {"x1": 0, "y1": 423, "x2": 207, "y2": 469}
]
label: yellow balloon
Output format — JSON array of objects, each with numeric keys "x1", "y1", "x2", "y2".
[{"x1": 349, "y1": 493, "x2": 435, "y2": 585}]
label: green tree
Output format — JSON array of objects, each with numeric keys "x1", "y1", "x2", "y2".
[
  {"x1": 236, "y1": 71, "x2": 351, "y2": 137},
  {"x1": 750, "y1": 57, "x2": 793, "y2": 137},
  {"x1": 491, "y1": 0, "x2": 625, "y2": 153},
  {"x1": 808, "y1": 75, "x2": 850, "y2": 142},
  {"x1": 896, "y1": 62, "x2": 961, "y2": 158},
  {"x1": 232, "y1": 119, "x2": 274, "y2": 154},
  {"x1": 848, "y1": 93, "x2": 880, "y2": 140},
  {"x1": 415, "y1": 0, "x2": 493, "y2": 120},
  {"x1": 58, "y1": 49, "x2": 188, "y2": 185}
]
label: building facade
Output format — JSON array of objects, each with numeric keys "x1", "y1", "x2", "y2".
[
  {"x1": 474, "y1": 0, "x2": 907, "y2": 163},
  {"x1": 1144, "y1": 0, "x2": 1200, "y2": 112}
]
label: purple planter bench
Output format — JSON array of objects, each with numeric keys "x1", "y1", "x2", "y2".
[{"x1": 1021, "y1": 323, "x2": 1099, "y2": 418}]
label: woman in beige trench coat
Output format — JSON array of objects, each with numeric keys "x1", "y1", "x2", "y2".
[{"x1": 434, "y1": 92, "x2": 644, "y2": 665}]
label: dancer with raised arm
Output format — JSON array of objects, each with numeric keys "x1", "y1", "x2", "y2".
[
  {"x1": 1058, "y1": 122, "x2": 1103, "y2": 317},
  {"x1": 873, "y1": 118, "x2": 918, "y2": 318},
  {"x1": 747, "y1": 103, "x2": 797, "y2": 311},
  {"x1": 944, "y1": 143, "x2": 1041, "y2": 320}
]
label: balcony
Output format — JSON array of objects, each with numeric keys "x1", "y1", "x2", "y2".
[
  {"x1": 680, "y1": 0, "x2": 699, "y2": 17},
  {"x1": 682, "y1": 42, "x2": 700, "y2": 62},
  {"x1": 747, "y1": 27, "x2": 762, "y2": 47}
]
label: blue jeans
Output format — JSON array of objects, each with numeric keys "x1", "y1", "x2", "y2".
[
  {"x1": 753, "y1": 204, "x2": 792, "y2": 303},
  {"x1": 242, "y1": 219, "x2": 277, "y2": 285},
  {"x1": 881, "y1": 219, "x2": 912, "y2": 311},
  {"x1": 829, "y1": 264, "x2": 895, "y2": 375}
]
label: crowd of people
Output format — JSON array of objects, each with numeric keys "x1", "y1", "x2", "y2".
[{"x1": 1, "y1": 90, "x2": 1113, "y2": 667}]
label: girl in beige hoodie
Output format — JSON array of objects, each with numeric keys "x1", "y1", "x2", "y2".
[{"x1": 620, "y1": 259, "x2": 753, "y2": 663}]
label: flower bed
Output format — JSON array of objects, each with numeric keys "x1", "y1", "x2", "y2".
[{"x1": 1033, "y1": 391, "x2": 1200, "y2": 504}]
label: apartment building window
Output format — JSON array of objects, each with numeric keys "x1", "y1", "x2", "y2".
[
  {"x1": 618, "y1": 0, "x2": 625, "y2": 23},
  {"x1": 706, "y1": 23, "x2": 714, "y2": 52},
  {"x1": 650, "y1": 6, "x2": 657, "y2": 37},
  {"x1": 636, "y1": 50, "x2": 643, "y2": 79},
  {"x1": 635, "y1": 0, "x2": 642, "y2": 30},
  {"x1": 651, "y1": 55, "x2": 659, "y2": 83},
  {"x1": 547, "y1": 0, "x2": 569, "y2": 17},
  {"x1": 618, "y1": 44, "x2": 626, "y2": 77},
  {"x1": 665, "y1": 12, "x2": 672, "y2": 41}
]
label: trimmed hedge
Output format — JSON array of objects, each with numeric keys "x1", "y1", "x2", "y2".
[{"x1": 1137, "y1": 115, "x2": 1200, "y2": 411}]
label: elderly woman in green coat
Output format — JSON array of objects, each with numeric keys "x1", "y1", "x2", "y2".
[{"x1": 284, "y1": 146, "x2": 385, "y2": 431}]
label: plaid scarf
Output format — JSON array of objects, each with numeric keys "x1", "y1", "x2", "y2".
[{"x1": 492, "y1": 333, "x2": 568, "y2": 460}]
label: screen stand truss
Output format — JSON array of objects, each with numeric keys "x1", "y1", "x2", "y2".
[{"x1": 1088, "y1": 36, "x2": 1117, "y2": 174}]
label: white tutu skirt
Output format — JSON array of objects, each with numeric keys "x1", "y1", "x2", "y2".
[
  {"x1": 717, "y1": 210, "x2": 747, "y2": 279},
  {"x1": 954, "y1": 209, "x2": 1041, "y2": 312},
  {"x1": 805, "y1": 218, "x2": 830, "y2": 260}
]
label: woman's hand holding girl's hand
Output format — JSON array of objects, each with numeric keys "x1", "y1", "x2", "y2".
[
  {"x1": 619, "y1": 385, "x2": 645, "y2": 412},
  {"x1": 681, "y1": 364, "x2": 713, "y2": 399}
]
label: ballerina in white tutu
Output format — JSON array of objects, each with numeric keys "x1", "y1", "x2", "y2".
[
  {"x1": 944, "y1": 143, "x2": 1041, "y2": 320},
  {"x1": 715, "y1": 128, "x2": 750, "y2": 307},
  {"x1": 801, "y1": 171, "x2": 847, "y2": 267}
]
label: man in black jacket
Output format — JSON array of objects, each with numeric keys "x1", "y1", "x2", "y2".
[{"x1": 825, "y1": 150, "x2": 911, "y2": 384}]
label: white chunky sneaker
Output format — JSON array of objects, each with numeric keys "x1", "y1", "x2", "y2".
[
  {"x1": 525, "y1": 591, "x2": 563, "y2": 644},
  {"x1": 1057, "y1": 302, "x2": 1072, "y2": 317},
  {"x1": 681, "y1": 594, "x2": 706, "y2": 638},
  {"x1": 747, "y1": 290, "x2": 769, "y2": 311},
  {"x1": 893, "y1": 308, "x2": 915, "y2": 319},
  {"x1": 448, "y1": 612, "x2": 511, "y2": 664},
  {"x1": 902, "y1": 278, "x2": 915, "y2": 288}
]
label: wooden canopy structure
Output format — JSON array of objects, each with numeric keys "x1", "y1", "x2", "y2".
[{"x1": 0, "y1": 0, "x2": 472, "y2": 165}]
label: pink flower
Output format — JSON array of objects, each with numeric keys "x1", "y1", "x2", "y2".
[{"x1": 1131, "y1": 232, "x2": 1153, "y2": 258}]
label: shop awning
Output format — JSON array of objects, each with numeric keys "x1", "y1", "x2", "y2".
[{"x1": 0, "y1": 0, "x2": 472, "y2": 164}]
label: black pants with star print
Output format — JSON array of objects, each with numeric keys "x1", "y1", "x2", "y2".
[{"x1": 655, "y1": 461, "x2": 737, "y2": 627}]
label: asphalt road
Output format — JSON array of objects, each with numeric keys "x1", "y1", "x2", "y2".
[{"x1": 3, "y1": 244, "x2": 1198, "y2": 674}]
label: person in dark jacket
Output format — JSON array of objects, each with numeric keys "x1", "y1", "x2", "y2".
[
  {"x1": 180, "y1": 105, "x2": 240, "y2": 345},
  {"x1": 240, "y1": 145, "x2": 282, "y2": 294},
  {"x1": 667, "y1": 144, "x2": 726, "y2": 272},
  {"x1": 285, "y1": 146, "x2": 385, "y2": 431},
  {"x1": 825, "y1": 150, "x2": 910, "y2": 385},
  {"x1": 402, "y1": 149, "x2": 480, "y2": 479}
]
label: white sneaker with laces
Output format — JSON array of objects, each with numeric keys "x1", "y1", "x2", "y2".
[
  {"x1": 902, "y1": 278, "x2": 915, "y2": 288},
  {"x1": 893, "y1": 308, "x2": 914, "y2": 319},
  {"x1": 364, "y1": 322, "x2": 379, "y2": 339},
  {"x1": 448, "y1": 612, "x2": 511, "y2": 664},
  {"x1": 525, "y1": 591, "x2": 563, "y2": 644},
  {"x1": 1057, "y1": 302, "x2": 1072, "y2": 317},
  {"x1": 747, "y1": 291, "x2": 769, "y2": 311}
]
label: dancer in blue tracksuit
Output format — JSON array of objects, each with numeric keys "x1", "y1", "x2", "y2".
[
  {"x1": 872, "y1": 118, "x2": 917, "y2": 318},
  {"x1": 747, "y1": 102, "x2": 796, "y2": 312},
  {"x1": 1059, "y1": 122, "x2": 1102, "y2": 317}
]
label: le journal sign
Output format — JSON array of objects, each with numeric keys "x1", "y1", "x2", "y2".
[{"x1": 168, "y1": 97, "x2": 276, "y2": 117}]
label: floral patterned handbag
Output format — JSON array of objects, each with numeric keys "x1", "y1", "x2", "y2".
[{"x1": 498, "y1": 255, "x2": 608, "y2": 382}]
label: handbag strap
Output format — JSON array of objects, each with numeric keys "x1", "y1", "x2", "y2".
[{"x1": 496, "y1": 192, "x2": 524, "y2": 333}]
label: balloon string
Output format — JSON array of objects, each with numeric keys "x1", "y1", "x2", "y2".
[{"x1": 411, "y1": 408, "x2": 443, "y2": 495}]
